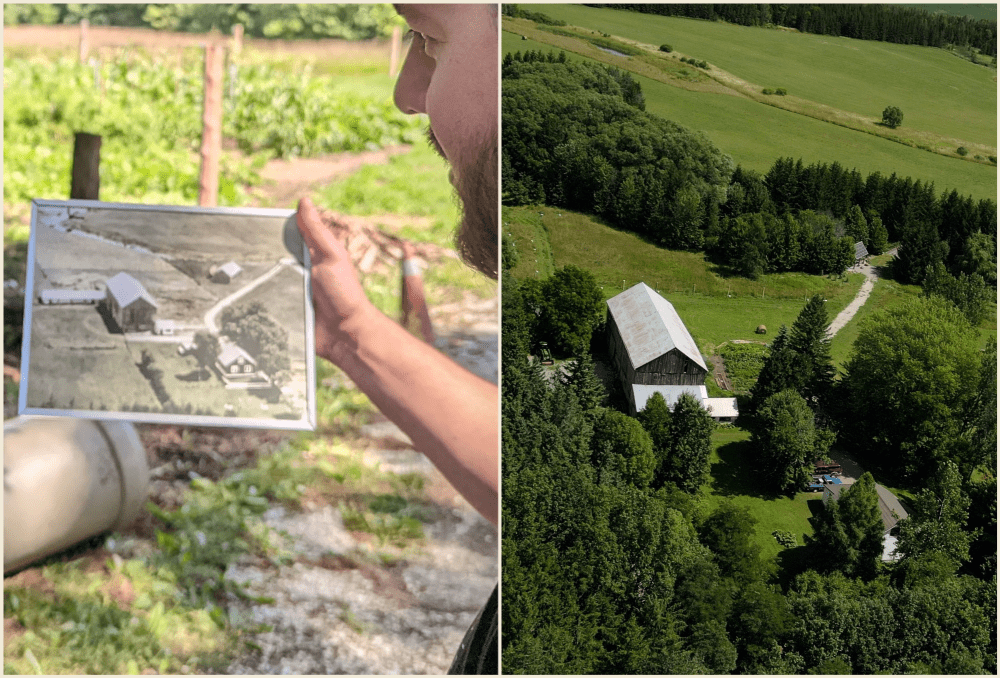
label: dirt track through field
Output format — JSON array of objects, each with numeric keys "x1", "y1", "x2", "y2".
[{"x1": 825, "y1": 248, "x2": 897, "y2": 338}]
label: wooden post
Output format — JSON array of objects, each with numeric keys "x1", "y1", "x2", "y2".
[
  {"x1": 231, "y1": 24, "x2": 244, "y2": 59},
  {"x1": 79, "y1": 19, "x2": 89, "y2": 63},
  {"x1": 70, "y1": 133, "x2": 102, "y2": 200},
  {"x1": 389, "y1": 25, "x2": 402, "y2": 77},
  {"x1": 199, "y1": 43, "x2": 224, "y2": 207}
]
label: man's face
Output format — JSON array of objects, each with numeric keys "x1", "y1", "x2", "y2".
[{"x1": 394, "y1": 4, "x2": 498, "y2": 279}]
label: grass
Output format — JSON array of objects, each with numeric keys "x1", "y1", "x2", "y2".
[
  {"x1": 529, "y1": 5, "x2": 997, "y2": 149},
  {"x1": 502, "y1": 205, "x2": 555, "y2": 279},
  {"x1": 506, "y1": 206, "x2": 863, "y2": 354},
  {"x1": 502, "y1": 19, "x2": 998, "y2": 201},
  {"x1": 703, "y1": 427, "x2": 816, "y2": 565}
]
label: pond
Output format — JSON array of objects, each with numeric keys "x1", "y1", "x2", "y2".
[{"x1": 595, "y1": 45, "x2": 630, "y2": 58}]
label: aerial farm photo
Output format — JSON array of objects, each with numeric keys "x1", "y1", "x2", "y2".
[{"x1": 20, "y1": 199, "x2": 315, "y2": 428}]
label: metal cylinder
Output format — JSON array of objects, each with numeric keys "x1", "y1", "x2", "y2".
[{"x1": 4, "y1": 416, "x2": 149, "y2": 574}]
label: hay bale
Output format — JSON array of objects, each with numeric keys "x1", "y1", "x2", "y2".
[{"x1": 755, "y1": 325, "x2": 767, "y2": 335}]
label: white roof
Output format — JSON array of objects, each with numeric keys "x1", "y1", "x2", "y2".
[
  {"x1": 607, "y1": 283, "x2": 707, "y2": 372},
  {"x1": 105, "y1": 272, "x2": 157, "y2": 308},
  {"x1": 704, "y1": 397, "x2": 739, "y2": 418},
  {"x1": 154, "y1": 319, "x2": 176, "y2": 330},
  {"x1": 39, "y1": 289, "x2": 103, "y2": 301},
  {"x1": 218, "y1": 261, "x2": 242, "y2": 277},
  {"x1": 217, "y1": 343, "x2": 256, "y2": 367},
  {"x1": 633, "y1": 384, "x2": 708, "y2": 412}
]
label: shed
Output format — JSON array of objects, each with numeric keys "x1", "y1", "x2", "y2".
[
  {"x1": 823, "y1": 481, "x2": 908, "y2": 552},
  {"x1": 211, "y1": 261, "x2": 243, "y2": 284},
  {"x1": 606, "y1": 283, "x2": 708, "y2": 414},
  {"x1": 104, "y1": 272, "x2": 157, "y2": 332},
  {"x1": 153, "y1": 319, "x2": 177, "y2": 336},
  {"x1": 854, "y1": 241, "x2": 869, "y2": 263},
  {"x1": 704, "y1": 397, "x2": 739, "y2": 422},
  {"x1": 38, "y1": 289, "x2": 104, "y2": 305}
]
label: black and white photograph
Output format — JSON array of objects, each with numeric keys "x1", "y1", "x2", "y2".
[{"x1": 19, "y1": 199, "x2": 316, "y2": 429}]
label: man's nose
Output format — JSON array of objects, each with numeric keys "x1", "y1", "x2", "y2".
[{"x1": 394, "y1": 40, "x2": 432, "y2": 115}]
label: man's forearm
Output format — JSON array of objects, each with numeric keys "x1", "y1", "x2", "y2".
[{"x1": 327, "y1": 304, "x2": 499, "y2": 525}]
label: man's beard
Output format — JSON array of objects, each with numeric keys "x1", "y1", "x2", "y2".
[{"x1": 428, "y1": 127, "x2": 498, "y2": 280}]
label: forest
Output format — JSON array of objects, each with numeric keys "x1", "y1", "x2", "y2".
[
  {"x1": 501, "y1": 272, "x2": 997, "y2": 674},
  {"x1": 585, "y1": 3, "x2": 997, "y2": 57}
]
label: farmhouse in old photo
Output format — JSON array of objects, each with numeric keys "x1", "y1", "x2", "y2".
[
  {"x1": 216, "y1": 341, "x2": 270, "y2": 388},
  {"x1": 607, "y1": 282, "x2": 737, "y2": 420},
  {"x1": 104, "y1": 272, "x2": 157, "y2": 332}
]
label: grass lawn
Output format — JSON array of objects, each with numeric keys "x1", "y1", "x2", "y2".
[
  {"x1": 703, "y1": 427, "x2": 817, "y2": 569},
  {"x1": 502, "y1": 205, "x2": 555, "y2": 280}
]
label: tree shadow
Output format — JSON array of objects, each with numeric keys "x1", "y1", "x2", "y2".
[
  {"x1": 250, "y1": 385, "x2": 281, "y2": 404},
  {"x1": 711, "y1": 438, "x2": 784, "y2": 499},
  {"x1": 175, "y1": 369, "x2": 212, "y2": 382},
  {"x1": 775, "y1": 544, "x2": 813, "y2": 588}
]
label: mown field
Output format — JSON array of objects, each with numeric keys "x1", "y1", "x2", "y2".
[
  {"x1": 536, "y1": 4, "x2": 997, "y2": 146},
  {"x1": 505, "y1": 206, "x2": 863, "y2": 355},
  {"x1": 502, "y1": 9, "x2": 997, "y2": 200}
]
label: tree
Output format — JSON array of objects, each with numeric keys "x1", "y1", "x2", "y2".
[
  {"x1": 881, "y1": 105, "x2": 903, "y2": 128},
  {"x1": 837, "y1": 296, "x2": 981, "y2": 484},
  {"x1": 823, "y1": 472, "x2": 885, "y2": 580},
  {"x1": 844, "y1": 204, "x2": 869, "y2": 246},
  {"x1": 751, "y1": 389, "x2": 817, "y2": 494},
  {"x1": 218, "y1": 302, "x2": 290, "y2": 378},
  {"x1": 539, "y1": 265, "x2": 605, "y2": 356},
  {"x1": 698, "y1": 501, "x2": 767, "y2": 584},
  {"x1": 662, "y1": 393, "x2": 715, "y2": 493},
  {"x1": 636, "y1": 392, "x2": 671, "y2": 481},
  {"x1": 922, "y1": 263, "x2": 991, "y2": 326},
  {"x1": 895, "y1": 461, "x2": 975, "y2": 571},
  {"x1": 787, "y1": 294, "x2": 835, "y2": 410},
  {"x1": 590, "y1": 408, "x2": 655, "y2": 489},
  {"x1": 867, "y1": 211, "x2": 889, "y2": 255},
  {"x1": 560, "y1": 351, "x2": 606, "y2": 413},
  {"x1": 191, "y1": 331, "x2": 219, "y2": 379},
  {"x1": 747, "y1": 325, "x2": 798, "y2": 419}
]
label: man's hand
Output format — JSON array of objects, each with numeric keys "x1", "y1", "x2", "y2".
[{"x1": 296, "y1": 196, "x2": 374, "y2": 364}]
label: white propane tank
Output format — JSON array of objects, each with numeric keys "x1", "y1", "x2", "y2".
[{"x1": 3, "y1": 416, "x2": 149, "y2": 574}]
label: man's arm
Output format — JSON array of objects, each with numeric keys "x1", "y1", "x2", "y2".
[{"x1": 297, "y1": 197, "x2": 498, "y2": 525}]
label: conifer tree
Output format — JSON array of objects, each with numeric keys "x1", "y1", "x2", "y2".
[{"x1": 787, "y1": 294, "x2": 835, "y2": 410}]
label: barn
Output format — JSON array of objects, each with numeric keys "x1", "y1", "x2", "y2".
[
  {"x1": 211, "y1": 261, "x2": 243, "y2": 284},
  {"x1": 606, "y1": 283, "x2": 709, "y2": 415},
  {"x1": 104, "y1": 272, "x2": 157, "y2": 333}
]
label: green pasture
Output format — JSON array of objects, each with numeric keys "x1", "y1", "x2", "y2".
[
  {"x1": 502, "y1": 205, "x2": 556, "y2": 280},
  {"x1": 503, "y1": 29, "x2": 997, "y2": 200},
  {"x1": 505, "y1": 206, "x2": 862, "y2": 353},
  {"x1": 704, "y1": 427, "x2": 816, "y2": 566},
  {"x1": 535, "y1": 4, "x2": 997, "y2": 148}
]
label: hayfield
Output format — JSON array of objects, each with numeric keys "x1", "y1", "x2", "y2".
[
  {"x1": 502, "y1": 9, "x2": 998, "y2": 200},
  {"x1": 505, "y1": 206, "x2": 862, "y2": 353},
  {"x1": 535, "y1": 4, "x2": 997, "y2": 147}
]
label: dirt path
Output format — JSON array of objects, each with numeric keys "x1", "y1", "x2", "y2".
[{"x1": 825, "y1": 248, "x2": 897, "y2": 338}]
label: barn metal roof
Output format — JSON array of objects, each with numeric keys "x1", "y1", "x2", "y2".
[
  {"x1": 105, "y1": 272, "x2": 157, "y2": 309},
  {"x1": 632, "y1": 384, "x2": 708, "y2": 412},
  {"x1": 607, "y1": 283, "x2": 707, "y2": 372}
]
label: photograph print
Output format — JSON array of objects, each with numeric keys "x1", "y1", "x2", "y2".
[{"x1": 19, "y1": 199, "x2": 316, "y2": 429}]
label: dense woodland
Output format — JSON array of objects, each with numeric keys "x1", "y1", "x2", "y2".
[
  {"x1": 586, "y1": 3, "x2": 998, "y2": 57},
  {"x1": 502, "y1": 52, "x2": 997, "y2": 294},
  {"x1": 502, "y1": 274, "x2": 997, "y2": 674}
]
